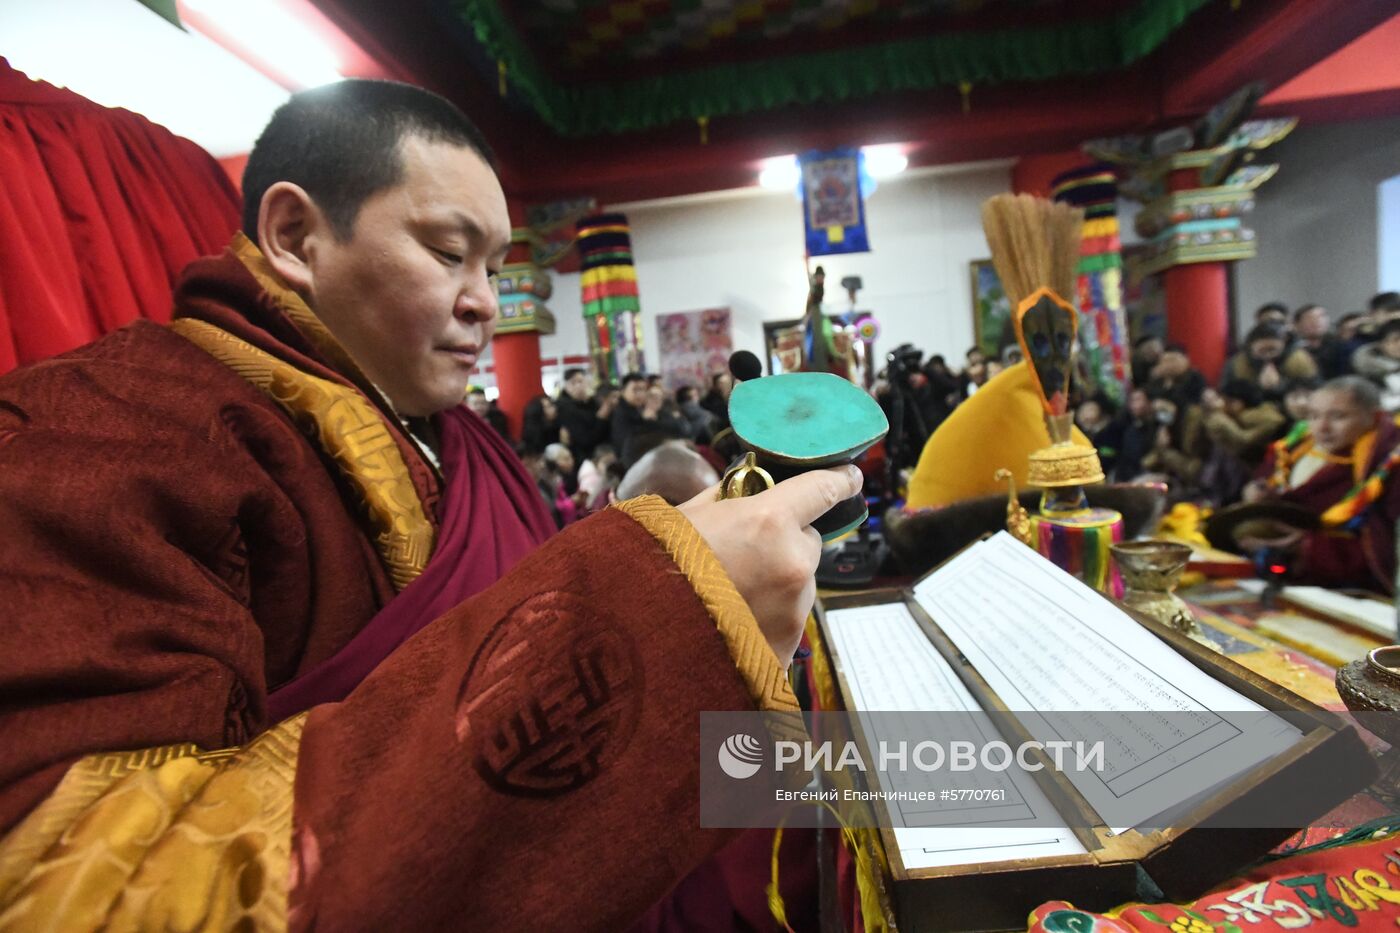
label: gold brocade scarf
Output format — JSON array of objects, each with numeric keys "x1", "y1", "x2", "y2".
[
  {"x1": 168, "y1": 239, "x2": 434, "y2": 590},
  {"x1": 227, "y1": 234, "x2": 378, "y2": 398}
]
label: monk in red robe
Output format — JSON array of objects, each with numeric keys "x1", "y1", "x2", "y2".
[
  {"x1": 0, "y1": 80, "x2": 858, "y2": 929},
  {"x1": 1240, "y1": 376, "x2": 1400, "y2": 593}
]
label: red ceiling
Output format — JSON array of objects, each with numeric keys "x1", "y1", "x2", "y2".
[
  {"x1": 304, "y1": 0, "x2": 1399, "y2": 205},
  {"x1": 1260, "y1": 10, "x2": 1400, "y2": 122}
]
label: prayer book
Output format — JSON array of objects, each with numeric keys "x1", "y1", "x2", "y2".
[{"x1": 811, "y1": 532, "x2": 1374, "y2": 931}]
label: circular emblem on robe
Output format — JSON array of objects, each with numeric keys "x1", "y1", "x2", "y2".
[{"x1": 454, "y1": 590, "x2": 643, "y2": 797}]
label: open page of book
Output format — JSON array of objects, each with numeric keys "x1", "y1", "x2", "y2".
[
  {"x1": 911, "y1": 532, "x2": 1303, "y2": 832},
  {"x1": 824, "y1": 602, "x2": 1088, "y2": 870}
]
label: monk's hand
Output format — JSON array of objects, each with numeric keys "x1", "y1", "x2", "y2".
[{"x1": 676, "y1": 465, "x2": 863, "y2": 666}]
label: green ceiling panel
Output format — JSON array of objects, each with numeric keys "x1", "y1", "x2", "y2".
[{"x1": 452, "y1": 0, "x2": 1214, "y2": 136}]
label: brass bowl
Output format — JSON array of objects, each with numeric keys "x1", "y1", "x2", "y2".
[
  {"x1": 1371, "y1": 646, "x2": 1400, "y2": 686},
  {"x1": 1110, "y1": 540, "x2": 1193, "y2": 591},
  {"x1": 1337, "y1": 647, "x2": 1400, "y2": 747}
]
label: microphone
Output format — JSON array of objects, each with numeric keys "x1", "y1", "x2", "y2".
[{"x1": 728, "y1": 350, "x2": 763, "y2": 383}]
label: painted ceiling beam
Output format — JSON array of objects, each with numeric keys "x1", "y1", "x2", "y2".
[
  {"x1": 506, "y1": 73, "x2": 1159, "y2": 204},
  {"x1": 303, "y1": 0, "x2": 1400, "y2": 205}
]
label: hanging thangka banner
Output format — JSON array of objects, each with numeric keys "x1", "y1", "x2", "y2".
[{"x1": 799, "y1": 148, "x2": 870, "y2": 257}]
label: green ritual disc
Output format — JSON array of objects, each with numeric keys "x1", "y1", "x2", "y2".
[{"x1": 728, "y1": 372, "x2": 887, "y2": 467}]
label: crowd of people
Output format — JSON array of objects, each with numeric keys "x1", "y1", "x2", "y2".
[
  {"x1": 473, "y1": 368, "x2": 739, "y2": 527},
  {"x1": 486, "y1": 290, "x2": 1400, "y2": 538},
  {"x1": 493, "y1": 338, "x2": 1026, "y2": 528},
  {"x1": 1077, "y1": 292, "x2": 1400, "y2": 506}
]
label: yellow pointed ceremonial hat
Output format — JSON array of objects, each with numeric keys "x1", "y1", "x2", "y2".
[{"x1": 905, "y1": 361, "x2": 1092, "y2": 509}]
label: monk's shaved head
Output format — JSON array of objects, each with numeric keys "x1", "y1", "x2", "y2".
[
  {"x1": 617, "y1": 442, "x2": 718, "y2": 506},
  {"x1": 1318, "y1": 376, "x2": 1380, "y2": 415},
  {"x1": 1311, "y1": 376, "x2": 1381, "y2": 454}
]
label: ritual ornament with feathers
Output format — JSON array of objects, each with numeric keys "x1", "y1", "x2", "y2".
[{"x1": 981, "y1": 194, "x2": 1109, "y2": 542}]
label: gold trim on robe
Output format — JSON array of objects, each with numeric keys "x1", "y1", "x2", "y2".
[
  {"x1": 228, "y1": 233, "x2": 380, "y2": 402},
  {"x1": 0, "y1": 715, "x2": 306, "y2": 931},
  {"x1": 613, "y1": 495, "x2": 800, "y2": 714},
  {"x1": 169, "y1": 318, "x2": 434, "y2": 590}
]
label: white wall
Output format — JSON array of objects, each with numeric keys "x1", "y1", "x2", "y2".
[
  {"x1": 539, "y1": 160, "x2": 1014, "y2": 382},
  {"x1": 1235, "y1": 115, "x2": 1400, "y2": 326}
]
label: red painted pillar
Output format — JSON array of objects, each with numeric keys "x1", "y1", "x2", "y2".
[
  {"x1": 1160, "y1": 170, "x2": 1232, "y2": 384},
  {"x1": 492, "y1": 196, "x2": 544, "y2": 440},
  {"x1": 493, "y1": 332, "x2": 543, "y2": 440},
  {"x1": 1163, "y1": 263, "x2": 1230, "y2": 384}
]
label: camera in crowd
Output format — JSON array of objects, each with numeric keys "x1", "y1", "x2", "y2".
[{"x1": 886, "y1": 343, "x2": 924, "y2": 384}]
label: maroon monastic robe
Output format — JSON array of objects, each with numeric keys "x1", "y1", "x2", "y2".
[
  {"x1": 1254, "y1": 420, "x2": 1400, "y2": 594},
  {"x1": 0, "y1": 246, "x2": 797, "y2": 929}
]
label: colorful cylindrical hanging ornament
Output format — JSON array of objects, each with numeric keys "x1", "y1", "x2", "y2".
[{"x1": 577, "y1": 213, "x2": 645, "y2": 383}]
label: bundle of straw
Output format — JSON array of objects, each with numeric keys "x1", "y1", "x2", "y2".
[{"x1": 980, "y1": 193, "x2": 1084, "y2": 309}]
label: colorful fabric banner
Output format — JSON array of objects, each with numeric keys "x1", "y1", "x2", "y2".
[
  {"x1": 1054, "y1": 164, "x2": 1129, "y2": 405},
  {"x1": 800, "y1": 148, "x2": 870, "y2": 257},
  {"x1": 577, "y1": 212, "x2": 644, "y2": 380},
  {"x1": 1028, "y1": 821, "x2": 1400, "y2": 932}
]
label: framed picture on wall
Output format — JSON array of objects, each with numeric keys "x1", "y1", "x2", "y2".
[
  {"x1": 970, "y1": 259, "x2": 1014, "y2": 360},
  {"x1": 762, "y1": 318, "x2": 805, "y2": 375}
]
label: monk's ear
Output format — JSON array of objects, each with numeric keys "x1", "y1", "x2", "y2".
[{"x1": 257, "y1": 182, "x2": 323, "y2": 294}]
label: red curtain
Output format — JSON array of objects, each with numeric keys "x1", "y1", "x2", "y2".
[{"x1": 0, "y1": 58, "x2": 240, "y2": 374}]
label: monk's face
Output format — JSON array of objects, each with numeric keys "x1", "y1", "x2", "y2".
[
  {"x1": 1310, "y1": 388, "x2": 1378, "y2": 454},
  {"x1": 306, "y1": 136, "x2": 510, "y2": 417}
]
